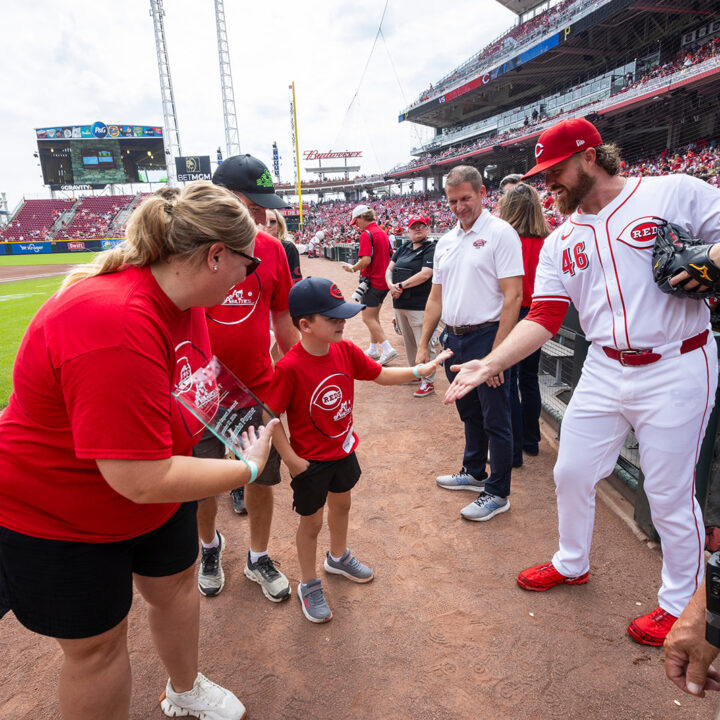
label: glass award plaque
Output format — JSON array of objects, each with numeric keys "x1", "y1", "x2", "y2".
[{"x1": 172, "y1": 356, "x2": 275, "y2": 459}]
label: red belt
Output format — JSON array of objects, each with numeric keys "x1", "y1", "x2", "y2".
[{"x1": 602, "y1": 329, "x2": 709, "y2": 366}]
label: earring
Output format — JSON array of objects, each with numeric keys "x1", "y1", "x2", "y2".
[{"x1": 213, "y1": 265, "x2": 218, "y2": 271}]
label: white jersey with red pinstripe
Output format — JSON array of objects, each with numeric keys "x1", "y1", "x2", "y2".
[
  {"x1": 531, "y1": 173, "x2": 720, "y2": 618},
  {"x1": 533, "y1": 174, "x2": 720, "y2": 348}
]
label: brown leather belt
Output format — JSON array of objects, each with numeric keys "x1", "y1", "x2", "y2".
[
  {"x1": 602, "y1": 329, "x2": 708, "y2": 366},
  {"x1": 446, "y1": 321, "x2": 499, "y2": 336}
]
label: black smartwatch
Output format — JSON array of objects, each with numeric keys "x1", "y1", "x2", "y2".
[{"x1": 398, "y1": 282, "x2": 404, "y2": 290}]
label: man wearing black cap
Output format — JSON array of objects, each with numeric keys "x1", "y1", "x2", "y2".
[{"x1": 192, "y1": 154, "x2": 299, "y2": 602}]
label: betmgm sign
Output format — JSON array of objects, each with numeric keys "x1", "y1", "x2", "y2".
[{"x1": 175, "y1": 156, "x2": 212, "y2": 182}]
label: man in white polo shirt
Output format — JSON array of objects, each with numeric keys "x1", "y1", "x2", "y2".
[{"x1": 418, "y1": 165, "x2": 523, "y2": 521}]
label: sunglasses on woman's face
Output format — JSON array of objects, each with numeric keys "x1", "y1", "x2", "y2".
[
  {"x1": 267, "y1": 219, "x2": 278, "y2": 226},
  {"x1": 228, "y1": 247, "x2": 262, "y2": 275}
]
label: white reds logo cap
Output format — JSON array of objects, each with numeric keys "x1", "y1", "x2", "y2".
[{"x1": 535, "y1": 142, "x2": 544, "y2": 159}]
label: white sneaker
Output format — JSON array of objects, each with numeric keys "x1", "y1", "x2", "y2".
[
  {"x1": 365, "y1": 347, "x2": 381, "y2": 360},
  {"x1": 378, "y1": 348, "x2": 398, "y2": 365},
  {"x1": 160, "y1": 673, "x2": 246, "y2": 719}
]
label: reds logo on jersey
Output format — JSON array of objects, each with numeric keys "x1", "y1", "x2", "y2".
[
  {"x1": 617, "y1": 216, "x2": 664, "y2": 249},
  {"x1": 309, "y1": 373, "x2": 353, "y2": 438},
  {"x1": 206, "y1": 273, "x2": 263, "y2": 326}
]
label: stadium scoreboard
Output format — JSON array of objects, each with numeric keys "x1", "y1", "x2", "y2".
[{"x1": 35, "y1": 122, "x2": 167, "y2": 190}]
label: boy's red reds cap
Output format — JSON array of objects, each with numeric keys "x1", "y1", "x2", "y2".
[
  {"x1": 407, "y1": 214, "x2": 429, "y2": 227},
  {"x1": 289, "y1": 277, "x2": 365, "y2": 318},
  {"x1": 522, "y1": 118, "x2": 603, "y2": 179}
]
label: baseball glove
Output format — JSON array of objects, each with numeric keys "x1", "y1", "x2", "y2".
[{"x1": 652, "y1": 220, "x2": 720, "y2": 299}]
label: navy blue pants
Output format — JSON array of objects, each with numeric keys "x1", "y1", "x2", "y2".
[
  {"x1": 442, "y1": 325, "x2": 512, "y2": 498},
  {"x1": 509, "y1": 306, "x2": 542, "y2": 464}
]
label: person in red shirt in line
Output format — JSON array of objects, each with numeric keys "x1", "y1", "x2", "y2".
[
  {"x1": 0, "y1": 183, "x2": 278, "y2": 720},
  {"x1": 264, "y1": 277, "x2": 450, "y2": 623},
  {"x1": 497, "y1": 183, "x2": 550, "y2": 465},
  {"x1": 192, "y1": 155, "x2": 299, "y2": 603},
  {"x1": 342, "y1": 205, "x2": 398, "y2": 365}
]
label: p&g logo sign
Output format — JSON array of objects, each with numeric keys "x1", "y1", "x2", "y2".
[{"x1": 92, "y1": 122, "x2": 108, "y2": 139}]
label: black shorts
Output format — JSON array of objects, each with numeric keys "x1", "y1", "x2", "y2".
[
  {"x1": 291, "y1": 453, "x2": 362, "y2": 516},
  {"x1": 0, "y1": 502, "x2": 198, "y2": 639},
  {"x1": 363, "y1": 286, "x2": 389, "y2": 308},
  {"x1": 192, "y1": 406, "x2": 281, "y2": 486}
]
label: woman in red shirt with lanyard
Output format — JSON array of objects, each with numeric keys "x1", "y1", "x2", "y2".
[
  {"x1": 0, "y1": 182, "x2": 277, "y2": 720},
  {"x1": 498, "y1": 183, "x2": 551, "y2": 465}
]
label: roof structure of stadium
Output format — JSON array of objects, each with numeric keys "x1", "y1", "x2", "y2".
[
  {"x1": 388, "y1": 0, "x2": 720, "y2": 182},
  {"x1": 495, "y1": 0, "x2": 551, "y2": 16}
]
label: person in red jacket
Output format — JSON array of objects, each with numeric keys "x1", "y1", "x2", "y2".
[
  {"x1": 192, "y1": 155, "x2": 299, "y2": 603},
  {"x1": 342, "y1": 205, "x2": 398, "y2": 365},
  {"x1": 498, "y1": 183, "x2": 551, "y2": 465},
  {"x1": 0, "y1": 182, "x2": 277, "y2": 720}
]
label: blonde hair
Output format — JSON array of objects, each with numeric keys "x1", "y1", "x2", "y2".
[
  {"x1": 60, "y1": 181, "x2": 256, "y2": 291},
  {"x1": 269, "y1": 208, "x2": 290, "y2": 242},
  {"x1": 498, "y1": 183, "x2": 550, "y2": 238}
]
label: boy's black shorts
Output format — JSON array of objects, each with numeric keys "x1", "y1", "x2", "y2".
[
  {"x1": 291, "y1": 453, "x2": 362, "y2": 516},
  {"x1": 0, "y1": 502, "x2": 198, "y2": 639}
]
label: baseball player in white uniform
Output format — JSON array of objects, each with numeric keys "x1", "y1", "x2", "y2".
[{"x1": 444, "y1": 117, "x2": 720, "y2": 646}]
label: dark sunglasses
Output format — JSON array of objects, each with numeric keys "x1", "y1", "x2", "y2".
[{"x1": 228, "y1": 247, "x2": 262, "y2": 275}]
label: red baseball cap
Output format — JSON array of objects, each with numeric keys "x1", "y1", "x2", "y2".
[
  {"x1": 522, "y1": 118, "x2": 603, "y2": 178},
  {"x1": 407, "y1": 214, "x2": 429, "y2": 227}
]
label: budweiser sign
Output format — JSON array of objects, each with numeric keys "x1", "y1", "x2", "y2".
[{"x1": 303, "y1": 150, "x2": 362, "y2": 161}]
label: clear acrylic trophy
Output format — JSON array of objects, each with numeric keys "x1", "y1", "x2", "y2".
[{"x1": 172, "y1": 356, "x2": 275, "y2": 460}]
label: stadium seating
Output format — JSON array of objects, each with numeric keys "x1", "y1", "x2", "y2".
[
  {"x1": 55, "y1": 195, "x2": 135, "y2": 240},
  {"x1": 0, "y1": 199, "x2": 75, "y2": 242}
]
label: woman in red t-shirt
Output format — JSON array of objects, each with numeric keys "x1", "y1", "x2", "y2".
[
  {"x1": 0, "y1": 182, "x2": 278, "y2": 720},
  {"x1": 498, "y1": 183, "x2": 551, "y2": 466}
]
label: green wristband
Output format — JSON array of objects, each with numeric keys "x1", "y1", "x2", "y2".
[
  {"x1": 412, "y1": 364, "x2": 423, "y2": 379},
  {"x1": 241, "y1": 457, "x2": 259, "y2": 483}
]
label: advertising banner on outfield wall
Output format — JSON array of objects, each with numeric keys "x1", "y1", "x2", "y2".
[
  {"x1": 0, "y1": 244, "x2": 7, "y2": 256},
  {"x1": 101, "y1": 239, "x2": 124, "y2": 250},
  {"x1": 11, "y1": 242, "x2": 52, "y2": 255},
  {"x1": 52, "y1": 240, "x2": 104, "y2": 252}
]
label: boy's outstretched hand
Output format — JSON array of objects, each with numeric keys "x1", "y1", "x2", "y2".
[
  {"x1": 444, "y1": 358, "x2": 498, "y2": 404},
  {"x1": 419, "y1": 348, "x2": 452, "y2": 377}
]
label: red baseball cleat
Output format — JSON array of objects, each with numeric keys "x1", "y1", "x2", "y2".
[
  {"x1": 517, "y1": 562, "x2": 589, "y2": 591},
  {"x1": 627, "y1": 607, "x2": 678, "y2": 646}
]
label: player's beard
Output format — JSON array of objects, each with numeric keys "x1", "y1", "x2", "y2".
[{"x1": 554, "y1": 168, "x2": 596, "y2": 215}]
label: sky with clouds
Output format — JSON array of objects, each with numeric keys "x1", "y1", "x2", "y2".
[{"x1": 0, "y1": 0, "x2": 516, "y2": 210}]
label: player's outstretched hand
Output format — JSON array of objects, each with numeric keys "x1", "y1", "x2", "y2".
[
  {"x1": 444, "y1": 359, "x2": 497, "y2": 404},
  {"x1": 239, "y1": 419, "x2": 280, "y2": 477},
  {"x1": 342, "y1": 263, "x2": 354, "y2": 274}
]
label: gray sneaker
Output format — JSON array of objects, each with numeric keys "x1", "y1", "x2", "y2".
[
  {"x1": 230, "y1": 487, "x2": 246, "y2": 514},
  {"x1": 461, "y1": 491, "x2": 510, "y2": 522},
  {"x1": 244, "y1": 552, "x2": 291, "y2": 602},
  {"x1": 436, "y1": 468, "x2": 487, "y2": 492},
  {"x1": 160, "y1": 672, "x2": 246, "y2": 719},
  {"x1": 378, "y1": 348, "x2": 398, "y2": 366},
  {"x1": 198, "y1": 532, "x2": 225, "y2": 597},
  {"x1": 365, "y1": 347, "x2": 381, "y2": 360},
  {"x1": 298, "y1": 579, "x2": 332, "y2": 623},
  {"x1": 324, "y1": 549, "x2": 374, "y2": 583}
]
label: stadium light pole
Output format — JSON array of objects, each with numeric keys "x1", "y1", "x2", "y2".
[
  {"x1": 214, "y1": 0, "x2": 241, "y2": 158},
  {"x1": 149, "y1": 0, "x2": 182, "y2": 184},
  {"x1": 290, "y1": 82, "x2": 303, "y2": 228}
]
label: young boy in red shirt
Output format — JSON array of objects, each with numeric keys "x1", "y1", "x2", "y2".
[{"x1": 265, "y1": 277, "x2": 449, "y2": 623}]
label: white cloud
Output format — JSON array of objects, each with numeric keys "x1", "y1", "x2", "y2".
[{"x1": 0, "y1": 0, "x2": 515, "y2": 210}]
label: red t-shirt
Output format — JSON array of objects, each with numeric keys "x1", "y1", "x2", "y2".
[
  {"x1": 205, "y1": 231, "x2": 293, "y2": 398},
  {"x1": 519, "y1": 234, "x2": 545, "y2": 307},
  {"x1": 264, "y1": 340, "x2": 382, "y2": 461},
  {"x1": 358, "y1": 222, "x2": 391, "y2": 290},
  {"x1": 0, "y1": 265, "x2": 210, "y2": 542}
]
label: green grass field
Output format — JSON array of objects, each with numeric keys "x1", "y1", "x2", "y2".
[
  {"x1": 0, "y1": 275, "x2": 65, "y2": 408},
  {"x1": 0, "y1": 252, "x2": 98, "y2": 266}
]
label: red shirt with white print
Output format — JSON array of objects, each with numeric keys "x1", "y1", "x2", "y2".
[
  {"x1": 265, "y1": 340, "x2": 382, "y2": 461},
  {"x1": 205, "y1": 231, "x2": 293, "y2": 398},
  {"x1": 0, "y1": 265, "x2": 210, "y2": 542}
]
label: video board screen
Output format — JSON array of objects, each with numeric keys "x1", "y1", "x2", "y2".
[{"x1": 35, "y1": 122, "x2": 167, "y2": 190}]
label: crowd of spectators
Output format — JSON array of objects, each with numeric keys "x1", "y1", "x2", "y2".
[
  {"x1": 405, "y1": 0, "x2": 600, "y2": 110},
  {"x1": 393, "y1": 37, "x2": 720, "y2": 176}
]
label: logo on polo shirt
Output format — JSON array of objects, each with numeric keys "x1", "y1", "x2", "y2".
[
  {"x1": 473, "y1": 239, "x2": 487, "y2": 248},
  {"x1": 206, "y1": 274, "x2": 263, "y2": 326},
  {"x1": 173, "y1": 340, "x2": 212, "y2": 440}
]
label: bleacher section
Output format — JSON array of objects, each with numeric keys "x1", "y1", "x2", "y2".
[
  {"x1": 55, "y1": 195, "x2": 135, "y2": 240},
  {"x1": 1, "y1": 199, "x2": 75, "y2": 242}
]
